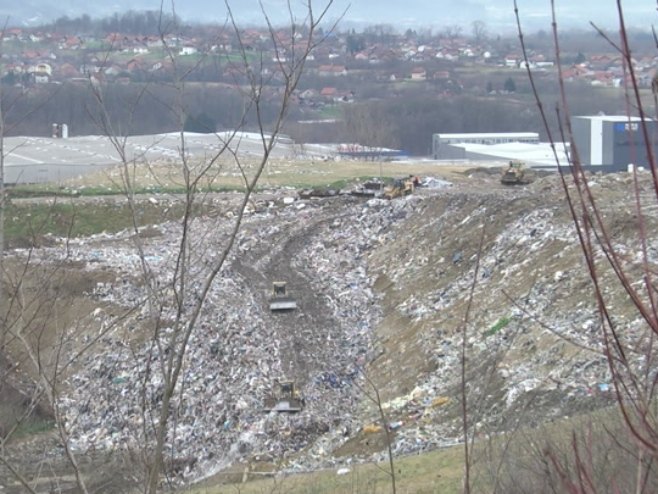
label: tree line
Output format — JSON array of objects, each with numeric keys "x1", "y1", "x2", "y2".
[
  {"x1": 294, "y1": 81, "x2": 626, "y2": 155},
  {"x1": 2, "y1": 79, "x2": 628, "y2": 156},
  {"x1": 1, "y1": 82, "x2": 287, "y2": 137},
  {"x1": 46, "y1": 10, "x2": 184, "y2": 36}
]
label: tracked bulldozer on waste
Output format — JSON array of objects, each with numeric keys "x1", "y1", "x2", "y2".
[
  {"x1": 269, "y1": 281, "x2": 297, "y2": 311},
  {"x1": 263, "y1": 380, "x2": 304, "y2": 412},
  {"x1": 501, "y1": 160, "x2": 530, "y2": 185},
  {"x1": 383, "y1": 177, "x2": 415, "y2": 199}
]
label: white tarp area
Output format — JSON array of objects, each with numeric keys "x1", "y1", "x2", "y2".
[{"x1": 2, "y1": 132, "x2": 304, "y2": 184}]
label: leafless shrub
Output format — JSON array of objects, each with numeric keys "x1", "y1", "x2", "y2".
[
  {"x1": 1, "y1": 2, "x2": 339, "y2": 493},
  {"x1": 511, "y1": 1, "x2": 658, "y2": 491}
]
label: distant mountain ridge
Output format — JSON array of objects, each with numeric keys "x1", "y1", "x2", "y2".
[{"x1": 1, "y1": 0, "x2": 650, "y2": 33}]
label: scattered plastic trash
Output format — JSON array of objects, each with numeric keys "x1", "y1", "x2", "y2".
[
  {"x1": 430, "y1": 397, "x2": 450, "y2": 408},
  {"x1": 363, "y1": 424, "x2": 383, "y2": 434}
]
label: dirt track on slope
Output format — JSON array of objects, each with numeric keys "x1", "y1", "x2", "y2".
[{"x1": 232, "y1": 200, "x2": 358, "y2": 383}]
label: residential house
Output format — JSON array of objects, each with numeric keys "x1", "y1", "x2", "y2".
[
  {"x1": 317, "y1": 65, "x2": 347, "y2": 76},
  {"x1": 31, "y1": 62, "x2": 52, "y2": 77},
  {"x1": 150, "y1": 60, "x2": 174, "y2": 74},
  {"x1": 210, "y1": 43, "x2": 233, "y2": 52},
  {"x1": 33, "y1": 73, "x2": 50, "y2": 84},
  {"x1": 410, "y1": 67, "x2": 427, "y2": 81},
  {"x1": 588, "y1": 54, "x2": 616, "y2": 70},
  {"x1": 504, "y1": 55, "x2": 519, "y2": 67},
  {"x1": 26, "y1": 63, "x2": 52, "y2": 84},
  {"x1": 80, "y1": 63, "x2": 103, "y2": 75},
  {"x1": 126, "y1": 58, "x2": 144, "y2": 71},
  {"x1": 299, "y1": 88, "x2": 317, "y2": 100},
  {"x1": 59, "y1": 35, "x2": 83, "y2": 50},
  {"x1": 104, "y1": 33, "x2": 125, "y2": 48},
  {"x1": 320, "y1": 87, "x2": 338, "y2": 99},
  {"x1": 3, "y1": 28, "x2": 22, "y2": 42},
  {"x1": 179, "y1": 46, "x2": 198, "y2": 56},
  {"x1": 4, "y1": 63, "x2": 25, "y2": 75},
  {"x1": 320, "y1": 87, "x2": 353, "y2": 103},
  {"x1": 460, "y1": 47, "x2": 475, "y2": 58}
]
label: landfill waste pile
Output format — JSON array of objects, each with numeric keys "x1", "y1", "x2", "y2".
[{"x1": 2, "y1": 169, "x2": 657, "y2": 490}]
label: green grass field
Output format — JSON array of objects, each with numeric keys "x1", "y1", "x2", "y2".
[
  {"x1": 18, "y1": 158, "x2": 469, "y2": 193},
  {"x1": 185, "y1": 405, "x2": 637, "y2": 494},
  {"x1": 185, "y1": 445, "x2": 464, "y2": 494},
  {"x1": 3, "y1": 158, "x2": 469, "y2": 246}
]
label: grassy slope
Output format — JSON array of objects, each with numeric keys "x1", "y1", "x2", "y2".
[
  {"x1": 4, "y1": 161, "x2": 469, "y2": 246},
  {"x1": 13, "y1": 159, "x2": 469, "y2": 193},
  {"x1": 188, "y1": 404, "x2": 640, "y2": 494},
  {"x1": 185, "y1": 445, "x2": 464, "y2": 494}
]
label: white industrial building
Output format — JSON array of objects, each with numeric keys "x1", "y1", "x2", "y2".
[
  {"x1": 432, "y1": 132, "x2": 566, "y2": 168},
  {"x1": 571, "y1": 115, "x2": 657, "y2": 171},
  {"x1": 433, "y1": 132, "x2": 540, "y2": 155},
  {"x1": 432, "y1": 116, "x2": 658, "y2": 171}
]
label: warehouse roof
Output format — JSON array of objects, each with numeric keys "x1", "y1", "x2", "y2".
[{"x1": 457, "y1": 141, "x2": 569, "y2": 167}]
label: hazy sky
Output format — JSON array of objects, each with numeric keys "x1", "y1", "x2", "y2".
[{"x1": 5, "y1": 0, "x2": 653, "y2": 32}]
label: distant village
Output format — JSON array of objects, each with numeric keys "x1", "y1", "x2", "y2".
[{"x1": 2, "y1": 22, "x2": 657, "y2": 107}]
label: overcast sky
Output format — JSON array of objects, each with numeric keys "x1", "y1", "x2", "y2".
[{"x1": 4, "y1": 0, "x2": 653, "y2": 32}]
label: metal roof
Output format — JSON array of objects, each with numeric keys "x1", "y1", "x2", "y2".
[
  {"x1": 435, "y1": 132, "x2": 539, "y2": 139},
  {"x1": 458, "y1": 141, "x2": 569, "y2": 167},
  {"x1": 573, "y1": 115, "x2": 654, "y2": 123}
]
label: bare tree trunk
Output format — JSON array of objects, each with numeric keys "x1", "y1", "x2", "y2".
[
  {"x1": 459, "y1": 226, "x2": 486, "y2": 494},
  {"x1": 359, "y1": 372, "x2": 397, "y2": 494},
  {"x1": 2, "y1": 3, "x2": 339, "y2": 491},
  {"x1": 79, "y1": 3, "x2": 339, "y2": 492}
]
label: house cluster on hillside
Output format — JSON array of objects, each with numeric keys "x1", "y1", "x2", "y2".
[
  {"x1": 2, "y1": 25, "x2": 656, "y2": 98},
  {"x1": 503, "y1": 51, "x2": 656, "y2": 88}
]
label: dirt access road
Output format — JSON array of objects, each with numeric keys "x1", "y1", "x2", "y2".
[{"x1": 232, "y1": 198, "x2": 359, "y2": 383}]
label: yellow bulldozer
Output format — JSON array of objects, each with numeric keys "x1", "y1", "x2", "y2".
[
  {"x1": 383, "y1": 176, "x2": 416, "y2": 199},
  {"x1": 501, "y1": 160, "x2": 530, "y2": 185},
  {"x1": 269, "y1": 281, "x2": 297, "y2": 311},
  {"x1": 263, "y1": 380, "x2": 304, "y2": 413}
]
